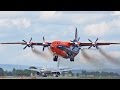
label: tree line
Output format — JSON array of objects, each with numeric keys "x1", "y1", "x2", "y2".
[
  {"x1": 61, "y1": 70, "x2": 120, "y2": 77},
  {"x1": 81, "y1": 70, "x2": 120, "y2": 76},
  {"x1": 0, "y1": 67, "x2": 120, "y2": 77},
  {"x1": 0, "y1": 68, "x2": 36, "y2": 76}
]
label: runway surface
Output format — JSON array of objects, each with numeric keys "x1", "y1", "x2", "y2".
[{"x1": 0, "y1": 76, "x2": 120, "y2": 79}]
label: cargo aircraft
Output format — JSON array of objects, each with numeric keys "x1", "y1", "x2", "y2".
[{"x1": 1, "y1": 28, "x2": 120, "y2": 61}]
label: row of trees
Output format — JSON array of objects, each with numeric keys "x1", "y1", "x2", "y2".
[
  {"x1": 0, "y1": 67, "x2": 120, "y2": 77},
  {"x1": 0, "y1": 68, "x2": 36, "y2": 76},
  {"x1": 81, "y1": 70, "x2": 120, "y2": 76},
  {"x1": 61, "y1": 70, "x2": 120, "y2": 77}
]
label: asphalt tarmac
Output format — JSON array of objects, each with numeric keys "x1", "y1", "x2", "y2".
[{"x1": 1, "y1": 76, "x2": 120, "y2": 79}]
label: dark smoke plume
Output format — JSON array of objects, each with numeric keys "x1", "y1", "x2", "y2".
[
  {"x1": 98, "y1": 47, "x2": 120, "y2": 65},
  {"x1": 31, "y1": 47, "x2": 51, "y2": 60}
]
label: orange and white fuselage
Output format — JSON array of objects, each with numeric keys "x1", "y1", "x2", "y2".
[{"x1": 50, "y1": 41, "x2": 80, "y2": 59}]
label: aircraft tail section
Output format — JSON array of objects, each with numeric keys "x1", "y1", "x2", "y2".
[
  {"x1": 71, "y1": 27, "x2": 80, "y2": 42},
  {"x1": 75, "y1": 28, "x2": 78, "y2": 41}
]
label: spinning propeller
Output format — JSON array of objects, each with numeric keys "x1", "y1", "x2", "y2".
[
  {"x1": 88, "y1": 38, "x2": 99, "y2": 49},
  {"x1": 22, "y1": 36, "x2": 50, "y2": 51},
  {"x1": 42, "y1": 36, "x2": 49, "y2": 51},
  {"x1": 22, "y1": 38, "x2": 33, "y2": 50}
]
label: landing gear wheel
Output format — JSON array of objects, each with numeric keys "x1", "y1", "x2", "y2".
[
  {"x1": 42, "y1": 73, "x2": 47, "y2": 77},
  {"x1": 53, "y1": 56, "x2": 58, "y2": 61},
  {"x1": 53, "y1": 74, "x2": 58, "y2": 77},
  {"x1": 70, "y1": 57, "x2": 74, "y2": 62},
  {"x1": 36, "y1": 72, "x2": 40, "y2": 75}
]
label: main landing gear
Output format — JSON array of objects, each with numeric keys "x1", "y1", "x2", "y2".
[
  {"x1": 53, "y1": 56, "x2": 58, "y2": 61},
  {"x1": 70, "y1": 57, "x2": 74, "y2": 62},
  {"x1": 53, "y1": 55, "x2": 74, "y2": 62}
]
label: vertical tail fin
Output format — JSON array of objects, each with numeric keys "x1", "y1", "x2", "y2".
[
  {"x1": 75, "y1": 27, "x2": 78, "y2": 41},
  {"x1": 70, "y1": 27, "x2": 80, "y2": 42}
]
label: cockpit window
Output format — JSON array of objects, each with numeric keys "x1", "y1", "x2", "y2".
[{"x1": 70, "y1": 46, "x2": 80, "y2": 52}]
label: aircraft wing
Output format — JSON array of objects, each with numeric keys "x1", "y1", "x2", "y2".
[
  {"x1": 0, "y1": 42, "x2": 51, "y2": 46},
  {"x1": 80, "y1": 42, "x2": 120, "y2": 46},
  {"x1": 0, "y1": 42, "x2": 27, "y2": 45},
  {"x1": 0, "y1": 37, "x2": 51, "y2": 48},
  {"x1": 29, "y1": 68, "x2": 40, "y2": 72},
  {"x1": 79, "y1": 42, "x2": 120, "y2": 49},
  {"x1": 59, "y1": 68, "x2": 72, "y2": 72},
  {"x1": 29, "y1": 66, "x2": 38, "y2": 69},
  {"x1": 0, "y1": 42, "x2": 51, "y2": 50}
]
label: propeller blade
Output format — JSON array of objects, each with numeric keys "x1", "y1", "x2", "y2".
[
  {"x1": 23, "y1": 45, "x2": 28, "y2": 50},
  {"x1": 72, "y1": 46, "x2": 75, "y2": 50},
  {"x1": 30, "y1": 45, "x2": 33, "y2": 48},
  {"x1": 88, "y1": 39, "x2": 93, "y2": 43},
  {"x1": 95, "y1": 38, "x2": 98, "y2": 42},
  {"x1": 88, "y1": 45, "x2": 92, "y2": 49},
  {"x1": 29, "y1": 37, "x2": 32, "y2": 42},
  {"x1": 43, "y1": 36, "x2": 45, "y2": 42},
  {"x1": 78, "y1": 37, "x2": 80, "y2": 41},
  {"x1": 43, "y1": 46, "x2": 45, "y2": 51},
  {"x1": 96, "y1": 45, "x2": 99, "y2": 49},
  {"x1": 22, "y1": 40, "x2": 27, "y2": 43}
]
